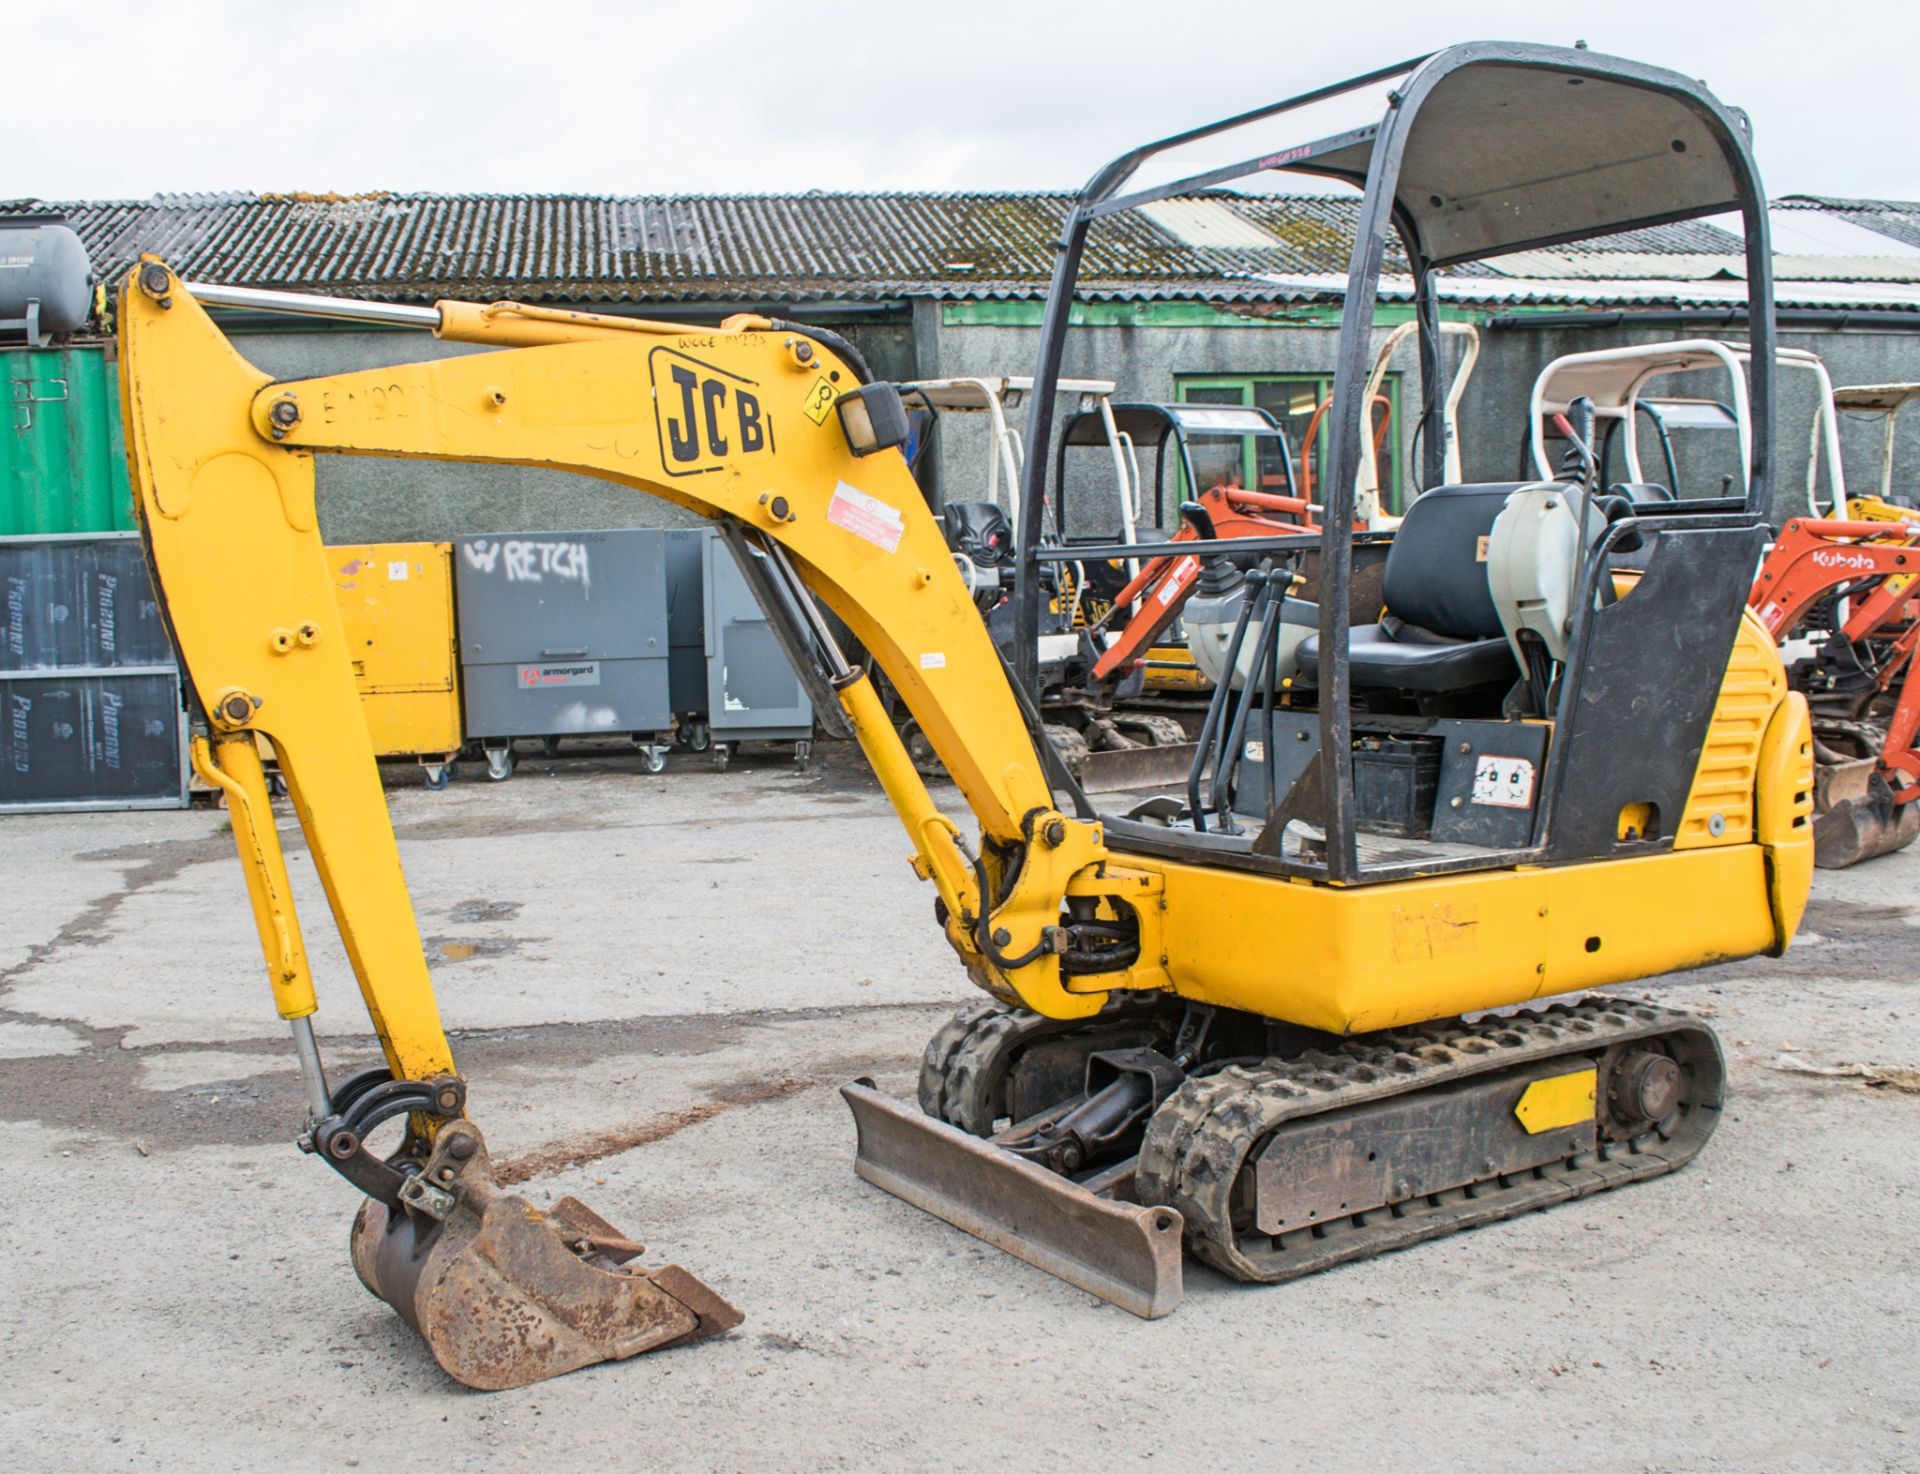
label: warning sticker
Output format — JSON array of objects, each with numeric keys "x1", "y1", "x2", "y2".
[
  {"x1": 1157, "y1": 555, "x2": 1200, "y2": 606},
  {"x1": 802, "y1": 377, "x2": 839, "y2": 425},
  {"x1": 1471, "y1": 755, "x2": 1535, "y2": 809},
  {"x1": 919, "y1": 652, "x2": 946, "y2": 670},
  {"x1": 827, "y1": 481, "x2": 905, "y2": 554}
]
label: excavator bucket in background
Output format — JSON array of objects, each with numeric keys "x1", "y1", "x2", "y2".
[
  {"x1": 1811, "y1": 755, "x2": 1920, "y2": 868},
  {"x1": 349, "y1": 1121, "x2": 742, "y2": 1391}
]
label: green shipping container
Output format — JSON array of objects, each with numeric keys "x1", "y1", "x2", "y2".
[{"x1": 1, "y1": 343, "x2": 134, "y2": 535}]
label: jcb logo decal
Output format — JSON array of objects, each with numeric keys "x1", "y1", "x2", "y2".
[{"x1": 651, "y1": 347, "x2": 774, "y2": 476}]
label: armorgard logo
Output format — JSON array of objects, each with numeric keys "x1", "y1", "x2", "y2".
[
  {"x1": 101, "y1": 689, "x2": 123, "y2": 770},
  {"x1": 96, "y1": 573, "x2": 119, "y2": 657},
  {"x1": 5, "y1": 576, "x2": 25, "y2": 660},
  {"x1": 516, "y1": 661, "x2": 601, "y2": 690}
]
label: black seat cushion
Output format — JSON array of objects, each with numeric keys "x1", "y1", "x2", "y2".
[
  {"x1": 1292, "y1": 483, "x2": 1540, "y2": 694},
  {"x1": 1379, "y1": 482, "x2": 1536, "y2": 639},
  {"x1": 1299, "y1": 616, "x2": 1518, "y2": 693}
]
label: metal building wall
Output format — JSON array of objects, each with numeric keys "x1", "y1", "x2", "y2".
[
  {"x1": 912, "y1": 306, "x2": 1428, "y2": 532},
  {"x1": 918, "y1": 306, "x2": 1920, "y2": 523}
]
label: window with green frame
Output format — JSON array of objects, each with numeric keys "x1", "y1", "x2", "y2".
[{"x1": 1177, "y1": 373, "x2": 1405, "y2": 514}]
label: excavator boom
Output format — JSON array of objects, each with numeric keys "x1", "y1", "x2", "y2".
[{"x1": 118, "y1": 262, "x2": 1165, "y2": 1387}]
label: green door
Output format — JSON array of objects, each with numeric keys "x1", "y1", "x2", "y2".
[{"x1": 1, "y1": 344, "x2": 134, "y2": 535}]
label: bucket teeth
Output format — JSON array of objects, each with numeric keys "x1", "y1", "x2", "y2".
[{"x1": 350, "y1": 1123, "x2": 742, "y2": 1391}]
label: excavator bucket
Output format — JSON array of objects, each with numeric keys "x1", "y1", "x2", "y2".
[
  {"x1": 350, "y1": 1123, "x2": 742, "y2": 1391},
  {"x1": 1812, "y1": 756, "x2": 1920, "y2": 868},
  {"x1": 841, "y1": 1080, "x2": 1183, "y2": 1317}
]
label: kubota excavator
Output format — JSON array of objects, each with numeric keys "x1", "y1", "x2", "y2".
[
  {"x1": 119, "y1": 41, "x2": 1811, "y2": 1393},
  {"x1": 1522, "y1": 339, "x2": 1919, "y2": 865}
]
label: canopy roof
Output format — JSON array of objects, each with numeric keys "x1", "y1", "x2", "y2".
[
  {"x1": 898, "y1": 376, "x2": 1114, "y2": 412},
  {"x1": 1086, "y1": 42, "x2": 1763, "y2": 274},
  {"x1": 1832, "y1": 382, "x2": 1920, "y2": 412},
  {"x1": 1293, "y1": 55, "x2": 1749, "y2": 267},
  {"x1": 1059, "y1": 402, "x2": 1284, "y2": 446}
]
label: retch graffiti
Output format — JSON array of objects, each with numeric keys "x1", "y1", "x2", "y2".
[{"x1": 462, "y1": 538, "x2": 593, "y2": 592}]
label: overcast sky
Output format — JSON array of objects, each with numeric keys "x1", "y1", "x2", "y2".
[{"x1": 10, "y1": 1, "x2": 1919, "y2": 205}]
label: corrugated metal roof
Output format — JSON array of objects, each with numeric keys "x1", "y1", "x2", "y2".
[
  {"x1": 1776, "y1": 195, "x2": 1920, "y2": 253},
  {"x1": 1138, "y1": 198, "x2": 1291, "y2": 251},
  {"x1": 9, "y1": 189, "x2": 1914, "y2": 314},
  {"x1": 1259, "y1": 272, "x2": 1920, "y2": 312},
  {"x1": 19, "y1": 190, "x2": 1300, "y2": 304}
]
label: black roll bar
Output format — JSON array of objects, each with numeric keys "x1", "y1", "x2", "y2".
[{"x1": 1013, "y1": 41, "x2": 1777, "y2": 883}]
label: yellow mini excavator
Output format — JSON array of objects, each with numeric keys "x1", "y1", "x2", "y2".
[{"x1": 118, "y1": 42, "x2": 1812, "y2": 1392}]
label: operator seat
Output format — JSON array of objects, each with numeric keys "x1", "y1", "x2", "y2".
[
  {"x1": 1297, "y1": 482, "x2": 1532, "y2": 693},
  {"x1": 943, "y1": 501, "x2": 1014, "y2": 567}
]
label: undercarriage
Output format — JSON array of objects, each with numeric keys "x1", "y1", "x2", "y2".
[{"x1": 847, "y1": 993, "x2": 1722, "y2": 1314}]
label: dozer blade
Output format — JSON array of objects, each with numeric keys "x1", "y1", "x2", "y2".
[
  {"x1": 841, "y1": 1079, "x2": 1183, "y2": 1318},
  {"x1": 1077, "y1": 741, "x2": 1202, "y2": 794},
  {"x1": 350, "y1": 1122, "x2": 742, "y2": 1391}
]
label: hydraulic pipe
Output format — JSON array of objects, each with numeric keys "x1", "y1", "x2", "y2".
[
  {"x1": 180, "y1": 280, "x2": 765, "y2": 349},
  {"x1": 834, "y1": 671, "x2": 979, "y2": 925},
  {"x1": 183, "y1": 281, "x2": 441, "y2": 328}
]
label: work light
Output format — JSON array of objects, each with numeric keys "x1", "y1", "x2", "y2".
[{"x1": 836, "y1": 383, "x2": 911, "y2": 457}]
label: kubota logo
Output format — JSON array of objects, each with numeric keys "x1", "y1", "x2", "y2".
[{"x1": 1812, "y1": 550, "x2": 1876, "y2": 571}]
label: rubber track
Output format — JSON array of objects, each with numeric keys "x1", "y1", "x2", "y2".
[
  {"x1": 1136, "y1": 997, "x2": 1725, "y2": 1283},
  {"x1": 1113, "y1": 714, "x2": 1191, "y2": 748},
  {"x1": 918, "y1": 994, "x2": 1167, "y2": 1137}
]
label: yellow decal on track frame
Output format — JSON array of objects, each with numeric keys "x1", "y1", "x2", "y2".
[
  {"x1": 802, "y1": 376, "x2": 838, "y2": 425},
  {"x1": 1514, "y1": 1068, "x2": 1598, "y2": 1134}
]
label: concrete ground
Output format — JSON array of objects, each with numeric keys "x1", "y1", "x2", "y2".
[{"x1": 1, "y1": 741, "x2": 1915, "y2": 1474}]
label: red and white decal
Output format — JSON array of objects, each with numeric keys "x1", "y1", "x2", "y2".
[
  {"x1": 1157, "y1": 555, "x2": 1201, "y2": 606},
  {"x1": 827, "y1": 481, "x2": 905, "y2": 554}
]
